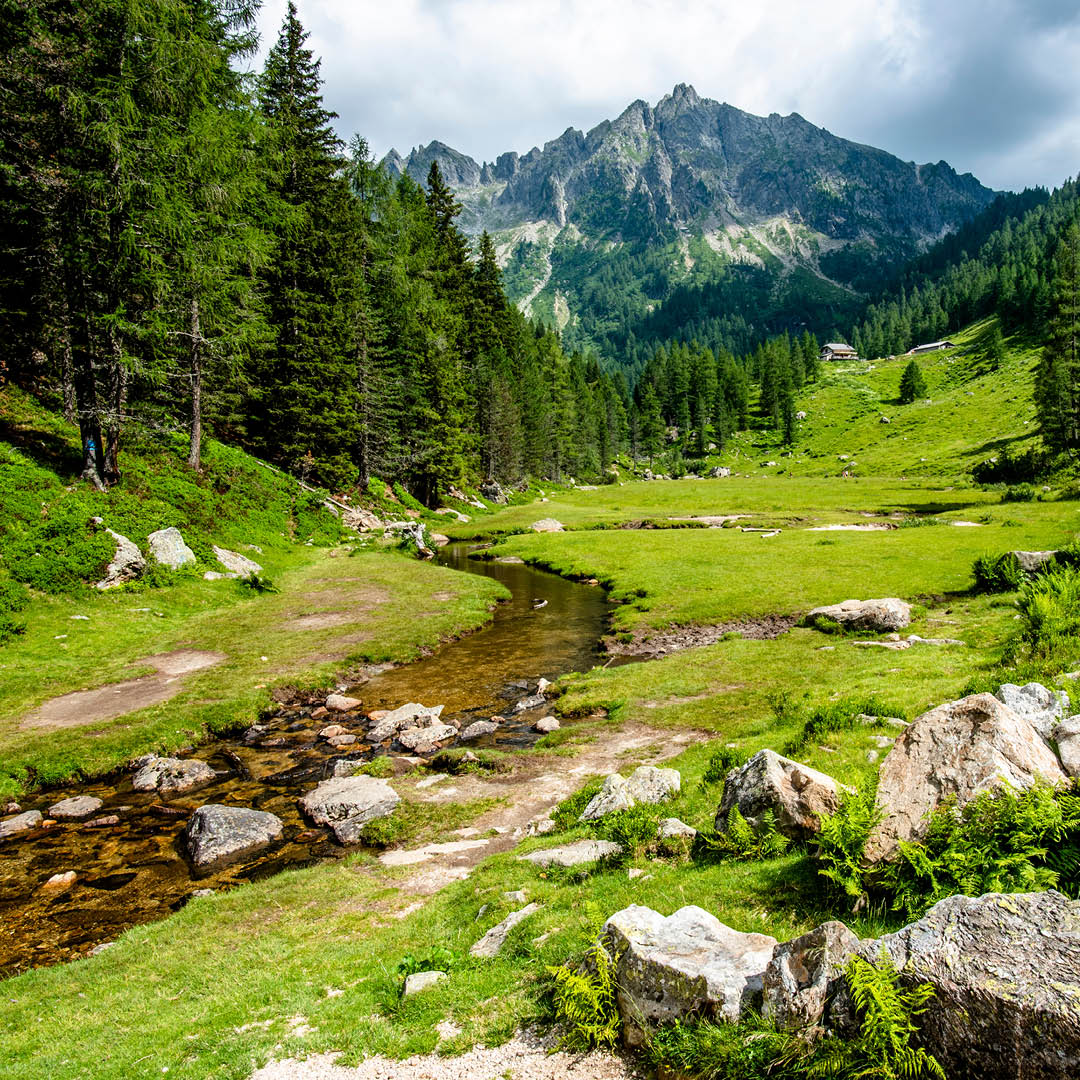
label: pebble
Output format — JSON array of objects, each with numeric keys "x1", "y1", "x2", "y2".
[{"x1": 42, "y1": 871, "x2": 77, "y2": 891}]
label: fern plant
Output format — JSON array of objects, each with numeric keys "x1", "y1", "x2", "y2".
[
  {"x1": 694, "y1": 808, "x2": 791, "y2": 863},
  {"x1": 546, "y1": 937, "x2": 620, "y2": 1051},
  {"x1": 806, "y1": 953, "x2": 944, "y2": 1080},
  {"x1": 814, "y1": 779, "x2": 882, "y2": 910}
]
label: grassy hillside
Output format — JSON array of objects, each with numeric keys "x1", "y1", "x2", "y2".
[{"x1": 0, "y1": 387, "x2": 506, "y2": 796}]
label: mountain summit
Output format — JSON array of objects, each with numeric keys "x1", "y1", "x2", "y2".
[{"x1": 383, "y1": 85, "x2": 996, "y2": 357}]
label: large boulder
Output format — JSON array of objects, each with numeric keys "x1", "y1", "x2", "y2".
[
  {"x1": 132, "y1": 756, "x2": 216, "y2": 796},
  {"x1": 478, "y1": 478, "x2": 507, "y2": 505},
  {"x1": 865, "y1": 693, "x2": 1068, "y2": 862},
  {"x1": 716, "y1": 749, "x2": 843, "y2": 840},
  {"x1": 299, "y1": 775, "x2": 400, "y2": 844},
  {"x1": 147, "y1": 527, "x2": 195, "y2": 569},
  {"x1": 1054, "y1": 716, "x2": 1080, "y2": 777},
  {"x1": 1008, "y1": 550, "x2": 1060, "y2": 576},
  {"x1": 601, "y1": 905, "x2": 778, "y2": 1044},
  {"x1": 805, "y1": 598, "x2": 911, "y2": 632},
  {"x1": 531, "y1": 518, "x2": 565, "y2": 533},
  {"x1": 211, "y1": 545, "x2": 262, "y2": 577},
  {"x1": 762, "y1": 920, "x2": 860, "y2": 1032},
  {"x1": 842, "y1": 891, "x2": 1080, "y2": 1080},
  {"x1": 995, "y1": 681, "x2": 1069, "y2": 740},
  {"x1": 369, "y1": 702, "x2": 444, "y2": 743},
  {"x1": 580, "y1": 766, "x2": 681, "y2": 821},
  {"x1": 95, "y1": 528, "x2": 146, "y2": 589},
  {"x1": 185, "y1": 804, "x2": 283, "y2": 871}
]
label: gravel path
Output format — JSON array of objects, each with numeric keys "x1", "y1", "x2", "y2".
[{"x1": 251, "y1": 1029, "x2": 638, "y2": 1080}]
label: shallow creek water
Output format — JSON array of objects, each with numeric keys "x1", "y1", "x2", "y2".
[{"x1": 0, "y1": 544, "x2": 610, "y2": 975}]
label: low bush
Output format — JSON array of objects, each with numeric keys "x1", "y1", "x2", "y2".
[
  {"x1": 971, "y1": 551, "x2": 1024, "y2": 593},
  {"x1": 353, "y1": 755, "x2": 393, "y2": 778},
  {"x1": 694, "y1": 808, "x2": 791, "y2": 863},
  {"x1": 1001, "y1": 483, "x2": 1037, "y2": 503},
  {"x1": 782, "y1": 696, "x2": 907, "y2": 755},
  {"x1": 701, "y1": 745, "x2": 746, "y2": 787},
  {"x1": 546, "y1": 936, "x2": 620, "y2": 1051},
  {"x1": 596, "y1": 804, "x2": 662, "y2": 856},
  {"x1": 0, "y1": 577, "x2": 29, "y2": 644},
  {"x1": 396, "y1": 945, "x2": 458, "y2": 981},
  {"x1": 550, "y1": 777, "x2": 603, "y2": 831},
  {"x1": 1007, "y1": 564, "x2": 1080, "y2": 669}
]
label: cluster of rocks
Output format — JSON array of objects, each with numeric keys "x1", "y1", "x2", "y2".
[
  {"x1": 592, "y1": 890, "x2": 1080, "y2": 1077},
  {"x1": 92, "y1": 519, "x2": 262, "y2": 589}
]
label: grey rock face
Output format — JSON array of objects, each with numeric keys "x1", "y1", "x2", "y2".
[
  {"x1": 369, "y1": 702, "x2": 444, "y2": 743},
  {"x1": 602, "y1": 904, "x2": 778, "y2": 1044},
  {"x1": 185, "y1": 804, "x2": 283, "y2": 870},
  {"x1": 843, "y1": 891, "x2": 1080, "y2": 1080},
  {"x1": 716, "y1": 749, "x2": 842, "y2": 840},
  {"x1": 865, "y1": 693, "x2": 1067, "y2": 862},
  {"x1": 763, "y1": 920, "x2": 860, "y2": 1031},
  {"x1": 397, "y1": 723, "x2": 457, "y2": 752},
  {"x1": 48, "y1": 796, "x2": 104, "y2": 820},
  {"x1": 460, "y1": 720, "x2": 499, "y2": 740},
  {"x1": 580, "y1": 766, "x2": 681, "y2": 821},
  {"x1": 211, "y1": 545, "x2": 261, "y2": 577},
  {"x1": 0, "y1": 809, "x2": 43, "y2": 840},
  {"x1": 995, "y1": 681, "x2": 1069, "y2": 740},
  {"x1": 1054, "y1": 715, "x2": 1080, "y2": 777},
  {"x1": 478, "y1": 479, "x2": 507, "y2": 504},
  {"x1": 299, "y1": 776, "x2": 400, "y2": 844},
  {"x1": 147, "y1": 527, "x2": 195, "y2": 569},
  {"x1": 806, "y1": 597, "x2": 911, "y2": 632},
  {"x1": 132, "y1": 756, "x2": 216, "y2": 796},
  {"x1": 403, "y1": 970, "x2": 447, "y2": 996},
  {"x1": 519, "y1": 839, "x2": 623, "y2": 868},
  {"x1": 1008, "y1": 550, "x2": 1059, "y2": 576},
  {"x1": 95, "y1": 528, "x2": 146, "y2": 589},
  {"x1": 470, "y1": 903, "x2": 541, "y2": 958},
  {"x1": 580, "y1": 775, "x2": 636, "y2": 821},
  {"x1": 657, "y1": 817, "x2": 697, "y2": 840}
]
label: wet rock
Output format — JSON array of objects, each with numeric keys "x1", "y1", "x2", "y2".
[
  {"x1": 0, "y1": 810, "x2": 43, "y2": 840},
  {"x1": 403, "y1": 970, "x2": 447, "y2": 995},
  {"x1": 148, "y1": 526, "x2": 195, "y2": 569},
  {"x1": 471, "y1": 903, "x2": 541, "y2": 958},
  {"x1": 534, "y1": 716, "x2": 560, "y2": 734},
  {"x1": 211, "y1": 545, "x2": 262, "y2": 577},
  {"x1": 132, "y1": 756, "x2": 216, "y2": 796},
  {"x1": 397, "y1": 723, "x2": 457, "y2": 752},
  {"x1": 461, "y1": 720, "x2": 499, "y2": 740},
  {"x1": 369, "y1": 702, "x2": 444, "y2": 742},
  {"x1": 84, "y1": 815, "x2": 121, "y2": 828},
  {"x1": 95, "y1": 528, "x2": 146, "y2": 589},
  {"x1": 839, "y1": 891, "x2": 1080, "y2": 1079},
  {"x1": 299, "y1": 776, "x2": 400, "y2": 844},
  {"x1": 1054, "y1": 715, "x2": 1080, "y2": 777},
  {"x1": 716, "y1": 750, "x2": 843, "y2": 840},
  {"x1": 866, "y1": 693, "x2": 1067, "y2": 862},
  {"x1": 657, "y1": 817, "x2": 697, "y2": 840},
  {"x1": 326, "y1": 734, "x2": 357, "y2": 748},
  {"x1": 185, "y1": 804, "x2": 284, "y2": 870},
  {"x1": 537, "y1": 677, "x2": 552, "y2": 694},
  {"x1": 995, "y1": 681, "x2": 1069, "y2": 740},
  {"x1": 325, "y1": 693, "x2": 361, "y2": 712},
  {"x1": 311, "y1": 706, "x2": 329, "y2": 721},
  {"x1": 805, "y1": 597, "x2": 911, "y2": 632},
  {"x1": 763, "y1": 920, "x2": 860, "y2": 1031},
  {"x1": 514, "y1": 693, "x2": 546, "y2": 712},
  {"x1": 319, "y1": 724, "x2": 348, "y2": 739},
  {"x1": 530, "y1": 518, "x2": 564, "y2": 532},
  {"x1": 602, "y1": 905, "x2": 778, "y2": 1044},
  {"x1": 42, "y1": 871, "x2": 77, "y2": 891},
  {"x1": 48, "y1": 795, "x2": 104, "y2": 820},
  {"x1": 519, "y1": 839, "x2": 623, "y2": 867}
]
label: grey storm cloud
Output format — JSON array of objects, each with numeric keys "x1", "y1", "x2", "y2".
[{"x1": 252, "y1": 0, "x2": 1080, "y2": 192}]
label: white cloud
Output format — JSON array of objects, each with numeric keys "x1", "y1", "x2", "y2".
[{"x1": 252, "y1": 0, "x2": 1080, "y2": 190}]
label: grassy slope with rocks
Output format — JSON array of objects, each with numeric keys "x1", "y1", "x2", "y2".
[
  {"x1": 3, "y1": 322, "x2": 1079, "y2": 1077},
  {"x1": 0, "y1": 386, "x2": 507, "y2": 796}
]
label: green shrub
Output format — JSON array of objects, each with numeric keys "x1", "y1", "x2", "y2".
[
  {"x1": 5, "y1": 507, "x2": 115, "y2": 594},
  {"x1": 814, "y1": 780, "x2": 882, "y2": 909},
  {"x1": 783, "y1": 696, "x2": 907, "y2": 755},
  {"x1": 353, "y1": 755, "x2": 393, "y2": 778},
  {"x1": 240, "y1": 571, "x2": 279, "y2": 594},
  {"x1": 396, "y1": 946, "x2": 458, "y2": 981},
  {"x1": 1009, "y1": 565, "x2": 1080, "y2": 666},
  {"x1": 550, "y1": 777, "x2": 604, "y2": 831},
  {"x1": 971, "y1": 551, "x2": 1024, "y2": 593},
  {"x1": 701, "y1": 745, "x2": 745, "y2": 787},
  {"x1": 644, "y1": 1014, "x2": 798, "y2": 1080},
  {"x1": 1001, "y1": 483, "x2": 1037, "y2": 503},
  {"x1": 392, "y1": 482, "x2": 426, "y2": 513},
  {"x1": 694, "y1": 808, "x2": 791, "y2": 863},
  {"x1": 597, "y1": 805, "x2": 661, "y2": 856},
  {"x1": 358, "y1": 815, "x2": 405, "y2": 847}
]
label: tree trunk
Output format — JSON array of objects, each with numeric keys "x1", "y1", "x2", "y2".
[
  {"x1": 68, "y1": 309, "x2": 105, "y2": 490},
  {"x1": 102, "y1": 332, "x2": 127, "y2": 484},
  {"x1": 60, "y1": 301, "x2": 77, "y2": 423},
  {"x1": 188, "y1": 297, "x2": 203, "y2": 470}
]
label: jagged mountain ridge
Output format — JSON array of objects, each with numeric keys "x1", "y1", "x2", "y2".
[{"x1": 382, "y1": 84, "x2": 997, "y2": 361}]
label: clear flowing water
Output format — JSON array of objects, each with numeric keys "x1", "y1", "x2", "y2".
[{"x1": 0, "y1": 545, "x2": 609, "y2": 975}]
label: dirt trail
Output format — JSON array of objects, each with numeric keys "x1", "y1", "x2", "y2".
[
  {"x1": 19, "y1": 649, "x2": 226, "y2": 730},
  {"x1": 376, "y1": 721, "x2": 704, "y2": 895}
]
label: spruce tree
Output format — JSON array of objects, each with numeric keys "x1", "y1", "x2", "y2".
[
  {"x1": 899, "y1": 359, "x2": 927, "y2": 404},
  {"x1": 1036, "y1": 224, "x2": 1080, "y2": 450}
]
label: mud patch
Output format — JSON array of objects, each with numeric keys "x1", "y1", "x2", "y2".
[
  {"x1": 20, "y1": 650, "x2": 226, "y2": 730},
  {"x1": 606, "y1": 616, "x2": 797, "y2": 658}
]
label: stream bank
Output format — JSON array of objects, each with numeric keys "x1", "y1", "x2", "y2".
[{"x1": 0, "y1": 544, "x2": 610, "y2": 974}]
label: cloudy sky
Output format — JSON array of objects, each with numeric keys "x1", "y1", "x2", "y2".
[{"x1": 252, "y1": 0, "x2": 1080, "y2": 192}]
